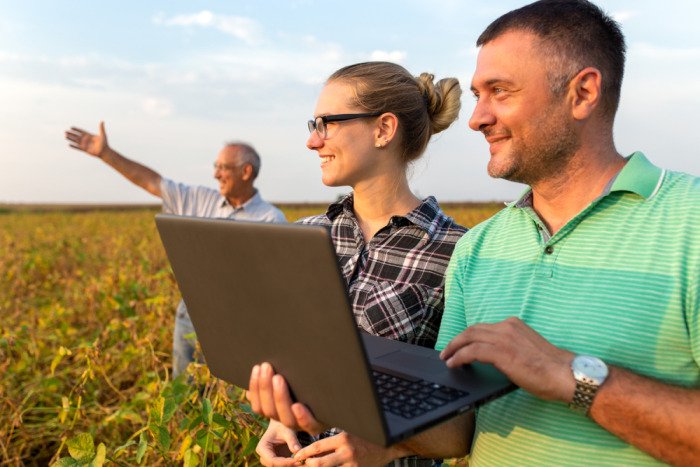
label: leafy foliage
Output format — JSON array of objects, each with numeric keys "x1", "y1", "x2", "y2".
[{"x1": 0, "y1": 203, "x2": 501, "y2": 465}]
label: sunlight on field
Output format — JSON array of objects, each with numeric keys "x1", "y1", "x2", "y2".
[{"x1": 0, "y1": 204, "x2": 501, "y2": 465}]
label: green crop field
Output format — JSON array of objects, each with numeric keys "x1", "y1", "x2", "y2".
[{"x1": 0, "y1": 203, "x2": 502, "y2": 466}]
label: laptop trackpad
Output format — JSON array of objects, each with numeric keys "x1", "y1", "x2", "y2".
[{"x1": 374, "y1": 350, "x2": 444, "y2": 375}]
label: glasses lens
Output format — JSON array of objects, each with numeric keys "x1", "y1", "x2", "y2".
[
  {"x1": 214, "y1": 163, "x2": 236, "y2": 171},
  {"x1": 307, "y1": 117, "x2": 325, "y2": 138},
  {"x1": 315, "y1": 117, "x2": 326, "y2": 138}
]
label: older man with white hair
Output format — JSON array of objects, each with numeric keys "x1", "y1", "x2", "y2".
[{"x1": 65, "y1": 121, "x2": 286, "y2": 376}]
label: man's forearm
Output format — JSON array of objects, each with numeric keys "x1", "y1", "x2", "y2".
[
  {"x1": 590, "y1": 366, "x2": 700, "y2": 465},
  {"x1": 99, "y1": 147, "x2": 162, "y2": 197},
  {"x1": 395, "y1": 411, "x2": 474, "y2": 459}
]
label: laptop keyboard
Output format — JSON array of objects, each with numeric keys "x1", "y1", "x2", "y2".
[{"x1": 372, "y1": 370, "x2": 469, "y2": 419}]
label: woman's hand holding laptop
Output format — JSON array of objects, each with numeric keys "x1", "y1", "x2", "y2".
[{"x1": 247, "y1": 362, "x2": 412, "y2": 465}]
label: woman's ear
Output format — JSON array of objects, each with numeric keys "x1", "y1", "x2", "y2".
[
  {"x1": 570, "y1": 67, "x2": 603, "y2": 121},
  {"x1": 374, "y1": 112, "x2": 399, "y2": 148}
]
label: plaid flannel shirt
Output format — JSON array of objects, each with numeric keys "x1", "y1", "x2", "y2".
[{"x1": 296, "y1": 194, "x2": 467, "y2": 466}]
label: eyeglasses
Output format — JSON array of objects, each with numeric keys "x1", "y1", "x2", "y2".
[
  {"x1": 307, "y1": 112, "x2": 382, "y2": 139},
  {"x1": 213, "y1": 162, "x2": 244, "y2": 172}
]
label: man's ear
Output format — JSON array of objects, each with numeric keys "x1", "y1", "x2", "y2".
[
  {"x1": 570, "y1": 67, "x2": 603, "y2": 121},
  {"x1": 241, "y1": 163, "x2": 254, "y2": 181},
  {"x1": 374, "y1": 112, "x2": 399, "y2": 148}
]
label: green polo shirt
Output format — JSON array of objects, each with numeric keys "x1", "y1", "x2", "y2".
[{"x1": 436, "y1": 152, "x2": 699, "y2": 466}]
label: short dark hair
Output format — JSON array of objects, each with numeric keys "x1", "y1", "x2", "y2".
[{"x1": 478, "y1": 0, "x2": 626, "y2": 120}]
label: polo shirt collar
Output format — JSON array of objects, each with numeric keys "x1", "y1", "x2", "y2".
[
  {"x1": 325, "y1": 193, "x2": 440, "y2": 238},
  {"x1": 608, "y1": 152, "x2": 665, "y2": 200},
  {"x1": 510, "y1": 189, "x2": 533, "y2": 209},
  {"x1": 219, "y1": 189, "x2": 262, "y2": 210},
  {"x1": 508, "y1": 151, "x2": 665, "y2": 209}
]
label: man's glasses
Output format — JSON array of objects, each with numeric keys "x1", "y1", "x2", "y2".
[
  {"x1": 213, "y1": 162, "x2": 244, "y2": 172},
  {"x1": 307, "y1": 112, "x2": 382, "y2": 139}
]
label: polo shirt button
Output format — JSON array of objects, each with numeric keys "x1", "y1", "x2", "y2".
[{"x1": 544, "y1": 245, "x2": 554, "y2": 255}]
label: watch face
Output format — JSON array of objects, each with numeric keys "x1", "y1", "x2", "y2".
[{"x1": 573, "y1": 355, "x2": 609, "y2": 383}]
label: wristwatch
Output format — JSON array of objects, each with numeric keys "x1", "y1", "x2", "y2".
[{"x1": 569, "y1": 355, "x2": 609, "y2": 415}]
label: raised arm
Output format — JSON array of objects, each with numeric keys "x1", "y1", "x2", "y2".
[{"x1": 65, "y1": 121, "x2": 162, "y2": 198}]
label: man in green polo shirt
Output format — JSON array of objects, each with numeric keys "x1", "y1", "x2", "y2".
[
  {"x1": 430, "y1": 0, "x2": 700, "y2": 465},
  {"x1": 275, "y1": 0, "x2": 699, "y2": 465}
]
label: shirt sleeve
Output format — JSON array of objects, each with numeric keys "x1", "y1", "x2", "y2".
[
  {"x1": 159, "y1": 178, "x2": 189, "y2": 215},
  {"x1": 435, "y1": 234, "x2": 471, "y2": 351},
  {"x1": 159, "y1": 178, "x2": 220, "y2": 216}
]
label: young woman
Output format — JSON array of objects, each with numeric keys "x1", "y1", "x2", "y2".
[{"x1": 248, "y1": 61, "x2": 465, "y2": 466}]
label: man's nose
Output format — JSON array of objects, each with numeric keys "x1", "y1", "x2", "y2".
[{"x1": 468, "y1": 98, "x2": 496, "y2": 132}]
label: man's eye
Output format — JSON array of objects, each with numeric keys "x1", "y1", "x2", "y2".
[{"x1": 472, "y1": 93, "x2": 480, "y2": 102}]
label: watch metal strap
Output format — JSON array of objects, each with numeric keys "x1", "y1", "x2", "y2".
[{"x1": 569, "y1": 379, "x2": 598, "y2": 414}]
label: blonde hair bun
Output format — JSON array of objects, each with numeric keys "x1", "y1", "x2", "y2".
[{"x1": 416, "y1": 73, "x2": 462, "y2": 135}]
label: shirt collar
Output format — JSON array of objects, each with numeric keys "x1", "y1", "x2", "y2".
[
  {"x1": 325, "y1": 193, "x2": 442, "y2": 238},
  {"x1": 325, "y1": 193, "x2": 354, "y2": 219},
  {"x1": 608, "y1": 152, "x2": 665, "y2": 199},
  {"x1": 219, "y1": 189, "x2": 262, "y2": 210},
  {"x1": 508, "y1": 152, "x2": 665, "y2": 209},
  {"x1": 510, "y1": 189, "x2": 533, "y2": 209}
]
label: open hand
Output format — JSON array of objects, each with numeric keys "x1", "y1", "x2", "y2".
[{"x1": 65, "y1": 121, "x2": 109, "y2": 158}]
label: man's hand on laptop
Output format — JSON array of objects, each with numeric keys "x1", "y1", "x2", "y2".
[
  {"x1": 247, "y1": 362, "x2": 327, "y2": 434},
  {"x1": 439, "y1": 317, "x2": 575, "y2": 402}
]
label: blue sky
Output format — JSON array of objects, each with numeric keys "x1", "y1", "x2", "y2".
[{"x1": 1, "y1": 1, "x2": 698, "y2": 203}]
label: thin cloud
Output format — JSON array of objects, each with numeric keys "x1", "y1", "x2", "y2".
[
  {"x1": 631, "y1": 42, "x2": 700, "y2": 60},
  {"x1": 153, "y1": 10, "x2": 263, "y2": 45},
  {"x1": 611, "y1": 10, "x2": 638, "y2": 23},
  {"x1": 0, "y1": 51, "x2": 21, "y2": 62},
  {"x1": 369, "y1": 50, "x2": 408, "y2": 63},
  {"x1": 142, "y1": 97, "x2": 174, "y2": 118}
]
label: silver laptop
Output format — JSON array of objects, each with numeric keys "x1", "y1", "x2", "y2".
[{"x1": 155, "y1": 214, "x2": 515, "y2": 446}]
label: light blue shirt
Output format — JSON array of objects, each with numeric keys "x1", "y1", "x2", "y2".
[{"x1": 160, "y1": 178, "x2": 287, "y2": 223}]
